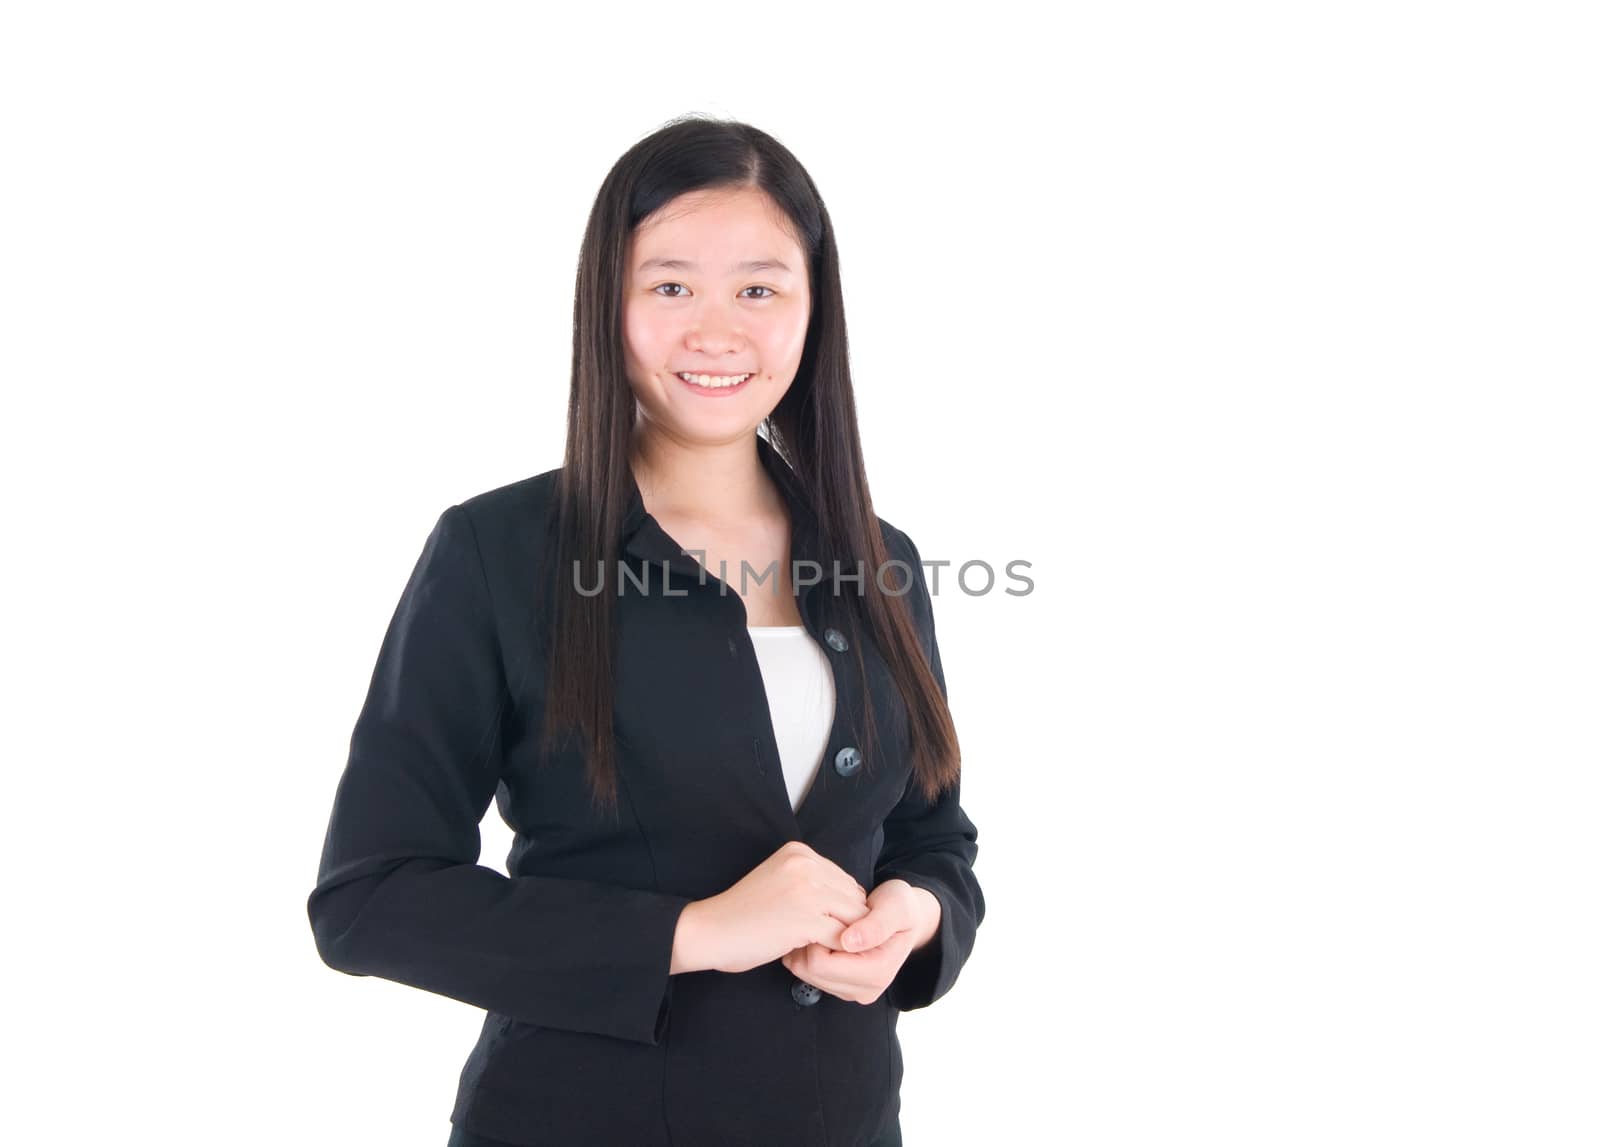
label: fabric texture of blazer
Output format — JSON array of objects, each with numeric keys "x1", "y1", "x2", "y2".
[{"x1": 306, "y1": 433, "x2": 985, "y2": 1146}]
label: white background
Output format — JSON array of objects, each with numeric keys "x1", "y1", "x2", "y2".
[{"x1": 4, "y1": 2, "x2": 1596, "y2": 1144}]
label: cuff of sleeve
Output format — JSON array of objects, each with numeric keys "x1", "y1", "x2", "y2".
[
  {"x1": 523, "y1": 889, "x2": 694, "y2": 1046},
  {"x1": 621, "y1": 893, "x2": 696, "y2": 1045}
]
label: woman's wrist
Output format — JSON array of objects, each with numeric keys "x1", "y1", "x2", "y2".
[
  {"x1": 670, "y1": 898, "x2": 710, "y2": 975},
  {"x1": 907, "y1": 885, "x2": 942, "y2": 950}
]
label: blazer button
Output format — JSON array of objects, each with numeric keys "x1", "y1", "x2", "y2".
[
  {"x1": 791, "y1": 979, "x2": 822, "y2": 1006},
  {"x1": 834, "y1": 746, "x2": 863, "y2": 777},
  {"x1": 823, "y1": 627, "x2": 849, "y2": 652}
]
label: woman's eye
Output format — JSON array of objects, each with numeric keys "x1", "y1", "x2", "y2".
[{"x1": 651, "y1": 283, "x2": 774, "y2": 299}]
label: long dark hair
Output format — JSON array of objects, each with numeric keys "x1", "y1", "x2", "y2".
[{"x1": 540, "y1": 113, "x2": 959, "y2": 819}]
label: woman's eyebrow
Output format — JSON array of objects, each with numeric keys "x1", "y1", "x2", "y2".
[{"x1": 637, "y1": 256, "x2": 793, "y2": 274}]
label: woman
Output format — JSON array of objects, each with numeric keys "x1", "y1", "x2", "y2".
[{"x1": 307, "y1": 115, "x2": 985, "y2": 1147}]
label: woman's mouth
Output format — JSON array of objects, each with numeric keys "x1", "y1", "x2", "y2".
[{"x1": 675, "y1": 370, "x2": 753, "y2": 396}]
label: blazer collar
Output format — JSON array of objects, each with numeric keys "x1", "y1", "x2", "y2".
[
  {"x1": 618, "y1": 432, "x2": 832, "y2": 591},
  {"x1": 613, "y1": 434, "x2": 883, "y2": 839}
]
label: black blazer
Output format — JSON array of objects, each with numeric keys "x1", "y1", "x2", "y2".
[{"x1": 307, "y1": 433, "x2": 985, "y2": 1146}]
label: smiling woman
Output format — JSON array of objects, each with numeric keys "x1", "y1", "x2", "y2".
[
  {"x1": 624, "y1": 188, "x2": 810, "y2": 419},
  {"x1": 307, "y1": 114, "x2": 984, "y2": 1147}
]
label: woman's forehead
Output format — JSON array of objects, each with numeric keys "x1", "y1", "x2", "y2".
[{"x1": 633, "y1": 188, "x2": 802, "y2": 258}]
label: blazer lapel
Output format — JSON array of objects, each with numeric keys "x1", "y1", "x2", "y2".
[{"x1": 616, "y1": 433, "x2": 880, "y2": 842}]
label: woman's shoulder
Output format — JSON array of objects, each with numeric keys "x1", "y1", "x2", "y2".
[
  {"x1": 872, "y1": 513, "x2": 922, "y2": 568},
  {"x1": 429, "y1": 466, "x2": 564, "y2": 584},
  {"x1": 441, "y1": 465, "x2": 562, "y2": 545}
]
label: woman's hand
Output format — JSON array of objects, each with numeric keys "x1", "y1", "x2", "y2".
[
  {"x1": 778, "y1": 878, "x2": 942, "y2": 1005},
  {"x1": 678, "y1": 840, "x2": 871, "y2": 975}
]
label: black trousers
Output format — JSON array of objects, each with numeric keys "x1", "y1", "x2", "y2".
[{"x1": 447, "y1": 1118, "x2": 904, "y2": 1146}]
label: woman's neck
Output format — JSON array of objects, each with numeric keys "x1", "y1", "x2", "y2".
[{"x1": 629, "y1": 424, "x2": 780, "y2": 528}]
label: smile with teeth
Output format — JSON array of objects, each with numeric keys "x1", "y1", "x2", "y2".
[{"x1": 676, "y1": 371, "x2": 753, "y2": 389}]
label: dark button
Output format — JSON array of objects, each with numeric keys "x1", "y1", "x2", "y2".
[
  {"x1": 791, "y1": 979, "x2": 822, "y2": 1006},
  {"x1": 823, "y1": 627, "x2": 849, "y2": 652},
  {"x1": 834, "y1": 746, "x2": 863, "y2": 777}
]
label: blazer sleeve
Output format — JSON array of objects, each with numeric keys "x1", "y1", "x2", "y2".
[
  {"x1": 873, "y1": 529, "x2": 986, "y2": 1012},
  {"x1": 306, "y1": 504, "x2": 694, "y2": 1045}
]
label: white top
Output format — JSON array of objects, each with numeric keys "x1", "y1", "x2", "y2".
[{"x1": 746, "y1": 625, "x2": 837, "y2": 811}]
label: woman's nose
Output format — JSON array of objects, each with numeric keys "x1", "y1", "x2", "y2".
[{"x1": 686, "y1": 302, "x2": 744, "y2": 351}]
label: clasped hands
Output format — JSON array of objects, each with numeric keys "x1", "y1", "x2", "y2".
[{"x1": 780, "y1": 877, "x2": 941, "y2": 1005}]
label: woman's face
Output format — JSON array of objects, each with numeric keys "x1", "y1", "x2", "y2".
[{"x1": 622, "y1": 185, "x2": 811, "y2": 444}]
